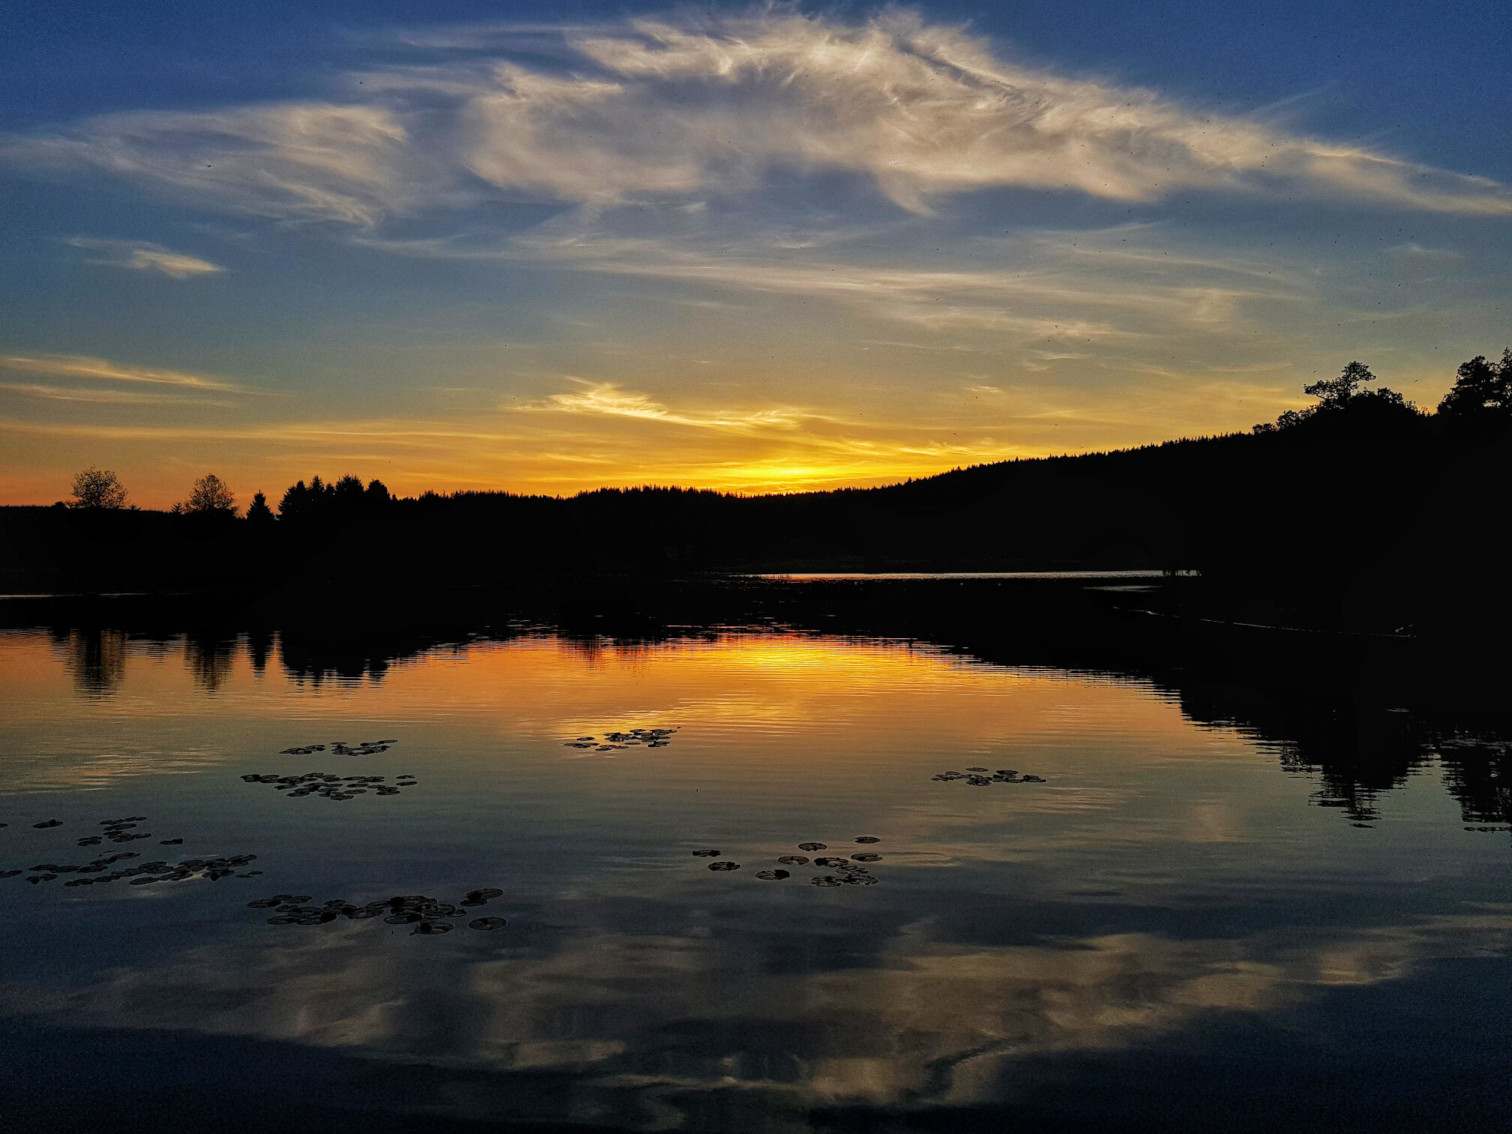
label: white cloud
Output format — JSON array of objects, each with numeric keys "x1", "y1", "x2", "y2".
[
  {"x1": 523, "y1": 378, "x2": 832, "y2": 432},
  {"x1": 0, "y1": 382, "x2": 230, "y2": 405},
  {"x1": 66, "y1": 237, "x2": 224, "y2": 278},
  {"x1": 0, "y1": 353, "x2": 250, "y2": 393},
  {"x1": 5, "y1": 10, "x2": 1508, "y2": 224},
  {"x1": 398, "y1": 12, "x2": 1512, "y2": 215},
  {"x1": 13, "y1": 104, "x2": 423, "y2": 227},
  {"x1": 493, "y1": 222, "x2": 1308, "y2": 344},
  {"x1": 1385, "y1": 242, "x2": 1463, "y2": 261}
]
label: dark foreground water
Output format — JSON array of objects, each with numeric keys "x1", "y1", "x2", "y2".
[{"x1": 0, "y1": 624, "x2": 1508, "y2": 1133}]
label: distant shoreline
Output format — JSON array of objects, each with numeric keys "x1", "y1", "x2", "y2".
[{"x1": 752, "y1": 569, "x2": 1195, "y2": 581}]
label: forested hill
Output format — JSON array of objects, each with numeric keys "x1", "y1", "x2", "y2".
[{"x1": 2, "y1": 354, "x2": 1508, "y2": 634}]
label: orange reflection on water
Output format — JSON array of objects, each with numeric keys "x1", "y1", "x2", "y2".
[
  {"x1": 0, "y1": 630, "x2": 1216, "y2": 798},
  {"x1": 2, "y1": 627, "x2": 1508, "y2": 1132},
  {"x1": 368, "y1": 635, "x2": 1200, "y2": 765}
]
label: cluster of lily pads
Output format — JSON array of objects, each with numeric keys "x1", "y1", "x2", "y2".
[
  {"x1": 280, "y1": 740, "x2": 398, "y2": 757},
  {"x1": 1, "y1": 813, "x2": 261, "y2": 886},
  {"x1": 81, "y1": 815, "x2": 159, "y2": 844},
  {"x1": 931, "y1": 766, "x2": 1047, "y2": 786},
  {"x1": 565, "y1": 726, "x2": 678, "y2": 752},
  {"x1": 239, "y1": 771, "x2": 418, "y2": 800},
  {"x1": 248, "y1": 888, "x2": 507, "y2": 935},
  {"x1": 3, "y1": 805, "x2": 514, "y2": 941},
  {"x1": 3, "y1": 851, "x2": 260, "y2": 887},
  {"x1": 691, "y1": 836, "x2": 886, "y2": 887}
]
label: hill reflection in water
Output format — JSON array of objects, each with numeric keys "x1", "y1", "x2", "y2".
[
  {"x1": 0, "y1": 618, "x2": 1507, "y2": 1132},
  {"x1": 28, "y1": 612, "x2": 1512, "y2": 837}
]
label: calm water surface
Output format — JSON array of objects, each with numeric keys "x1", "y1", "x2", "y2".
[
  {"x1": 0, "y1": 627, "x2": 1507, "y2": 1132},
  {"x1": 753, "y1": 570, "x2": 1181, "y2": 581}
]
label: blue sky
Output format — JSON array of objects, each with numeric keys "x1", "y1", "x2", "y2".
[{"x1": 2, "y1": 1, "x2": 1508, "y2": 505}]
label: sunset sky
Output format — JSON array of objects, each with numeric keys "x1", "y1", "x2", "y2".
[{"x1": 3, "y1": 1, "x2": 1509, "y2": 507}]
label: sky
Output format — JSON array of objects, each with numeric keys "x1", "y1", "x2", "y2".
[{"x1": 2, "y1": 1, "x2": 1509, "y2": 507}]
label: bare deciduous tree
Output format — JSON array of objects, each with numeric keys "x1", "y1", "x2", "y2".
[
  {"x1": 178, "y1": 473, "x2": 237, "y2": 515},
  {"x1": 69, "y1": 467, "x2": 129, "y2": 509}
]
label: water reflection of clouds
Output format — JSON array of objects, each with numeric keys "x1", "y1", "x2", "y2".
[
  {"x1": 4, "y1": 904, "x2": 1507, "y2": 1125},
  {"x1": 3, "y1": 627, "x2": 1509, "y2": 1127}
]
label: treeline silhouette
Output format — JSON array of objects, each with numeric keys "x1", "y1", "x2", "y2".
[
  {"x1": 42, "y1": 587, "x2": 1512, "y2": 837},
  {"x1": 2, "y1": 354, "x2": 1508, "y2": 635}
]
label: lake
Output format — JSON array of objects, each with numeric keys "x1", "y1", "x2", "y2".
[{"x1": 1, "y1": 617, "x2": 1508, "y2": 1133}]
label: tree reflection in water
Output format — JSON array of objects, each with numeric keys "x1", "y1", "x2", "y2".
[
  {"x1": 4, "y1": 598, "x2": 1510, "y2": 1132},
  {"x1": 51, "y1": 627, "x2": 127, "y2": 699},
  {"x1": 35, "y1": 609, "x2": 1512, "y2": 835}
]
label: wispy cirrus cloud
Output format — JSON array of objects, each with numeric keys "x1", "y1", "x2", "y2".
[
  {"x1": 523, "y1": 378, "x2": 835, "y2": 432},
  {"x1": 65, "y1": 237, "x2": 223, "y2": 278},
  {"x1": 2, "y1": 9, "x2": 1504, "y2": 506},
  {"x1": 0, "y1": 382, "x2": 231, "y2": 406},
  {"x1": 0, "y1": 349, "x2": 1341, "y2": 499},
  {"x1": 0, "y1": 390, "x2": 1047, "y2": 496},
  {"x1": 540, "y1": 12, "x2": 1512, "y2": 215},
  {"x1": 12, "y1": 104, "x2": 424, "y2": 227},
  {"x1": 0, "y1": 353, "x2": 252, "y2": 393},
  {"x1": 482, "y1": 219, "x2": 1313, "y2": 346},
  {"x1": 5, "y1": 10, "x2": 1509, "y2": 225}
]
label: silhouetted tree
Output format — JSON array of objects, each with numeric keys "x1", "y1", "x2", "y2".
[
  {"x1": 1255, "y1": 361, "x2": 1418, "y2": 433},
  {"x1": 333, "y1": 474, "x2": 365, "y2": 504},
  {"x1": 178, "y1": 473, "x2": 237, "y2": 515},
  {"x1": 278, "y1": 479, "x2": 310, "y2": 521},
  {"x1": 68, "y1": 466, "x2": 128, "y2": 509},
  {"x1": 1305, "y1": 360, "x2": 1379, "y2": 410},
  {"x1": 246, "y1": 491, "x2": 275, "y2": 524},
  {"x1": 272, "y1": 473, "x2": 394, "y2": 530},
  {"x1": 1438, "y1": 349, "x2": 1512, "y2": 424},
  {"x1": 1253, "y1": 410, "x2": 1307, "y2": 434}
]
